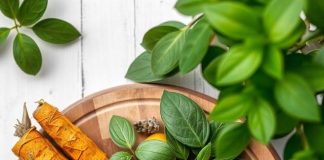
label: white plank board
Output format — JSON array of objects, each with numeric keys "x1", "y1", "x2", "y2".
[{"x1": 0, "y1": 0, "x2": 82, "y2": 159}]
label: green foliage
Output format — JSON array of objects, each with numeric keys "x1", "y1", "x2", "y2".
[
  {"x1": 165, "y1": 129, "x2": 189, "y2": 160},
  {"x1": 135, "y1": 140, "x2": 176, "y2": 160},
  {"x1": 160, "y1": 91, "x2": 210, "y2": 148},
  {"x1": 0, "y1": 0, "x2": 80, "y2": 75},
  {"x1": 196, "y1": 143, "x2": 212, "y2": 160},
  {"x1": 109, "y1": 115, "x2": 136, "y2": 149},
  {"x1": 110, "y1": 152, "x2": 133, "y2": 160},
  {"x1": 126, "y1": 0, "x2": 324, "y2": 158}
]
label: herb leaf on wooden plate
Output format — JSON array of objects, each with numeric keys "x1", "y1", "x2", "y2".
[
  {"x1": 109, "y1": 115, "x2": 136, "y2": 149},
  {"x1": 135, "y1": 140, "x2": 176, "y2": 160},
  {"x1": 110, "y1": 151, "x2": 133, "y2": 160},
  {"x1": 17, "y1": 0, "x2": 47, "y2": 26},
  {"x1": 160, "y1": 91, "x2": 210, "y2": 148},
  {"x1": 165, "y1": 128, "x2": 189, "y2": 160},
  {"x1": 196, "y1": 143, "x2": 212, "y2": 160}
]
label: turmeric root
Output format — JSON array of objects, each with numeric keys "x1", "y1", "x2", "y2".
[
  {"x1": 33, "y1": 100, "x2": 107, "y2": 160},
  {"x1": 12, "y1": 103, "x2": 67, "y2": 160}
]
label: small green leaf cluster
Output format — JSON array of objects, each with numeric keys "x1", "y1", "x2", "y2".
[
  {"x1": 0, "y1": 0, "x2": 80, "y2": 75},
  {"x1": 126, "y1": 0, "x2": 324, "y2": 159}
]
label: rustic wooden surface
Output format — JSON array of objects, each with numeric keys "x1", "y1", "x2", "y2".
[
  {"x1": 62, "y1": 84, "x2": 280, "y2": 159},
  {"x1": 0, "y1": 0, "x2": 286, "y2": 159}
]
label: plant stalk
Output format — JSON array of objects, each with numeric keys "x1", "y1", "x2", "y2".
[{"x1": 296, "y1": 124, "x2": 309, "y2": 150}]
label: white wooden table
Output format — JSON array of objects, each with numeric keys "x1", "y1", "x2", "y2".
[{"x1": 0, "y1": 0, "x2": 286, "y2": 159}]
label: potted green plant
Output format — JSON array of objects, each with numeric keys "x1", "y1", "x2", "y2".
[{"x1": 126, "y1": 0, "x2": 324, "y2": 159}]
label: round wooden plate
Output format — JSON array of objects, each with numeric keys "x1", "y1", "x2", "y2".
[{"x1": 62, "y1": 84, "x2": 279, "y2": 160}]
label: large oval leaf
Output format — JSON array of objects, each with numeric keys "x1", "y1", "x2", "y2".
[
  {"x1": 109, "y1": 115, "x2": 136, "y2": 149},
  {"x1": 160, "y1": 91, "x2": 210, "y2": 147},
  {"x1": 263, "y1": 0, "x2": 305, "y2": 43},
  {"x1": 17, "y1": 0, "x2": 48, "y2": 26},
  {"x1": 141, "y1": 21, "x2": 185, "y2": 51},
  {"x1": 0, "y1": 28, "x2": 10, "y2": 44},
  {"x1": 125, "y1": 52, "x2": 165, "y2": 82},
  {"x1": 262, "y1": 47, "x2": 283, "y2": 80},
  {"x1": 204, "y1": 2, "x2": 261, "y2": 40},
  {"x1": 13, "y1": 33, "x2": 42, "y2": 75},
  {"x1": 32, "y1": 18, "x2": 81, "y2": 44},
  {"x1": 151, "y1": 30, "x2": 186, "y2": 76},
  {"x1": 216, "y1": 44, "x2": 263, "y2": 86},
  {"x1": 180, "y1": 19, "x2": 212, "y2": 74},
  {"x1": 248, "y1": 98, "x2": 276, "y2": 144},
  {"x1": 196, "y1": 143, "x2": 212, "y2": 160},
  {"x1": 216, "y1": 123, "x2": 250, "y2": 159},
  {"x1": 165, "y1": 129, "x2": 189, "y2": 160},
  {"x1": 110, "y1": 152, "x2": 132, "y2": 160},
  {"x1": 274, "y1": 73, "x2": 320, "y2": 122},
  {"x1": 135, "y1": 140, "x2": 175, "y2": 160},
  {"x1": 0, "y1": 0, "x2": 19, "y2": 19}
]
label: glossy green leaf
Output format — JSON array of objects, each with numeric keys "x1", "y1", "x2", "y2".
[
  {"x1": 274, "y1": 73, "x2": 321, "y2": 122},
  {"x1": 165, "y1": 129, "x2": 189, "y2": 160},
  {"x1": 13, "y1": 33, "x2": 42, "y2": 75},
  {"x1": 135, "y1": 140, "x2": 175, "y2": 160},
  {"x1": 273, "y1": 21, "x2": 305, "y2": 49},
  {"x1": 0, "y1": 28, "x2": 10, "y2": 44},
  {"x1": 304, "y1": 124, "x2": 324, "y2": 154},
  {"x1": 298, "y1": 64, "x2": 324, "y2": 92},
  {"x1": 209, "y1": 121, "x2": 224, "y2": 157},
  {"x1": 110, "y1": 152, "x2": 132, "y2": 160},
  {"x1": 274, "y1": 111, "x2": 298, "y2": 138},
  {"x1": 216, "y1": 123, "x2": 250, "y2": 159},
  {"x1": 204, "y1": 2, "x2": 261, "y2": 40},
  {"x1": 17, "y1": 0, "x2": 47, "y2": 26},
  {"x1": 0, "y1": 0, "x2": 19, "y2": 19},
  {"x1": 262, "y1": 47, "x2": 283, "y2": 80},
  {"x1": 263, "y1": 0, "x2": 305, "y2": 43},
  {"x1": 216, "y1": 44, "x2": 263, "y2": 86},
  {"x1": 125, "y1": 52, "x2": 165, "y2": 82},
  {"x1": 209, "y1": 93, "x2": 252, "y2": 122},
  {"x1": 141, "y1": 21, "x2": 185, "y2": 51},
  {"x1": 201, "y1": 46, "x2": 226, "y2": 71},
  {"x1": 175, "y1": 0, "x2": 218, "y2": 16},
  {"x1": 248, "y1": 98, "x2": 276, "y2": 144},
  {"x1": 306, "y1": 0, "x2": 324, "y2": 31},
  {"x1": 160, "y1": 91, "x2": 210, "y2": 147},
  {"x1": 284, "y1": 134, "x2": 303, "y2": 160},
  {"x1": 32, "y1": 18, "x2": 81, "y2": 44},
  {"x1": 151, "y1": 30, "x2": 187, "y2": 76},
  {"x1": 109, "y1": 115, "x2": 136, "y2": 149},
  {"x1": 196, "y1": 143, "x2": 211, "y2": 160},
  {"x1": 180, "y1": 19, "x2": 212, "y2": 74}
]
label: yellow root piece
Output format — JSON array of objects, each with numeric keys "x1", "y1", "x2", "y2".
[
  {"x1": 12, "y1": 127, "x2": 67, "y2": 160},
  {"x1": 33, "y1": 101, "x2": 107, "y2": 160}
]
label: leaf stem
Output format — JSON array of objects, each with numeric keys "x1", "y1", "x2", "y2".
[
  {"x1": 13, "y1": 19, "x2": 20, "y2": 33},
  {"x1": 296, "y1": 124, "x2": 309, "y2": 149},
  {"x1": 129, "y1": 148, "x2": 137, "y2": 160},
  {"x1": 188, "y1": 15, "x2": 204, "y2": 28},
  {"x1": 289, "y1": 29, "x2": 323, "y2": 53}
]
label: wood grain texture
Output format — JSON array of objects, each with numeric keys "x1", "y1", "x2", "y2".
[{"x1": 63, "y1": 84, "x2": 280, "y2": 159}]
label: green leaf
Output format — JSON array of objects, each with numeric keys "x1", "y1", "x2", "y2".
[
  {"x1": 291, "y1": 149, "x2": 317, "y2": 160},
  {"x1": 313, "y1": 47, "x2": 324, "y2": 67},
  {"x1": 160, "y1": 91, "x2": 210, "y2": 148},
  {"x1": 273, "y1": 21, "x2": 305, "y2": 49},
  {"x1": 125, "y1": 52, "x2": 165, "y2": 82},
  {"x1": 274, "y1": 111, "x2": 298, "y2": 138},
  {"x1": 209, "y1": 121, "x2": 224, "y2": 157},
  {"x1": 274, "y1": 73, "x2": 321, "y2": 122},
  {"x1": 196, "y1": 143, "x2": 212, "y2": 160},
  {"x1": 262, "y1": 47, "x2": 283, "y2": 80},
  {"x1": 298, "y1": 64, "x2": 324, "y2": 92},
  {"x1": 248, "y1": 98, "x2": 276, "y2": 144},
  {"x1": 284, "y1": 133, "x2": 303, "y2": 160},
  {"x1": 32, "y1": 18, "x2": 81, "y2": 44},
  {"x1": 209, "y1": 93, "x2": 252, "y2": 122},
  {"x1": 13, "y1": 33, "x2": 42, "y2": 75},
  {"x1": 135, "y1": 140, "x2": 176, "y2": 160},
  {"x1": 263, "y1": 0, "x2": 305, "y2": 43},
  {"x1": 17, "y1": 0, "x2": 47, "y2": 26},
  {"x1": 165, "y1": 129, "x2": 189, "y2": 160},
  {"x1": 141, "y1": 21, "x2": 185, "y2": 51},
  {"x1": 110, "y1": 152, "x2": 133, "y2": 160},
  {"x1": 0, "y1": 28, "x2": 10, "y2": 44},
  {"x1": 0, "y1": 0, "x2": 19, "y2": 19},
  {"x1": 151, "y1": 30, "x2": 187, "y2": 76},
  {"x1": 180, "y1": 19, "x2": 212, "y2": 74},
  {"x1": 305, "y1": 0, "x2": 324, "y2": 31},
  {"x1": 175, "y1": 0, "x2": 218, "y2": 16},
  {"x1": 216, "y1": 44, "x2": 263, "y2": 86},
  {"x1": 216, "y1": 123, "x2": 250, "y2": 159},
  {"x1": 304, "y1": 124, "x2": 324, "y2": 154},
  {"x1": 204, "y1": 2, "x2": 261, "y2": 40},
  {"x1": 109, "y1": 115, "x2": 136, "y2": 149},
  {"x1": 201, "y1": 46, "x2": 226, "y2": 71}
]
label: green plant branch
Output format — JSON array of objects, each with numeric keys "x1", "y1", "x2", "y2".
[
  {"x1": 129, "y1": 148, "x2": 138, "y2": 160},
  {"x1": 188, "y1": 15, "x2": 204, "y2": 28},
  {"x1": 296, "y1": 124, "x2": 309, "y2": 150},
  {"x1": 289, "y1": 29, "x2": 323, "y2": 53}
]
